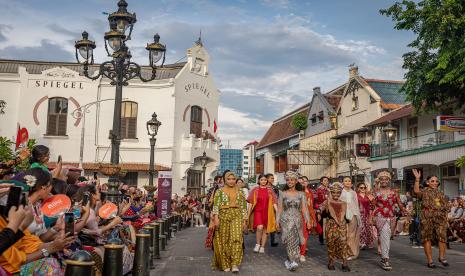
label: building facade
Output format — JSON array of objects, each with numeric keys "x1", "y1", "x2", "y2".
[
  {"x1": 0, "y1": 42, "x2": 220, "y2": 195},
  {"x1": 365, "y1": 104, "x2": 465, "y2": 197},
  {"x1": 219, "y1": 148, "x2": 243, "y2": 176},
  {"x1": 242, "y1": 141, "x2": 258, "y2": 181},
  {"x1": 289, "y1": 87, "x2": 341, "y2": 184},
  {"x1": 256, "y1": 104, "x2": 309, "y2": 185},
  {"x1": 332, "y1": 66, "x2": 406, "y2": 186}
]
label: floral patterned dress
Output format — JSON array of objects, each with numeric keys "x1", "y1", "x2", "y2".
[
  {"x1": 321, "y1": 200, "x2": 352, "y2": 261},
  {"x1": 418, "y1": 187, "x2": 449, "y2": 243},
  {"x1": 357, "y1": 193, "x2": 374, "y2": 247},
  {"x1": 211, "y1": 187, "x2": 247, "y2": 270}
]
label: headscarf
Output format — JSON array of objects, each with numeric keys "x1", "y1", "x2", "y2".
[
  {"x1": 224, "y1": 171, "x2": 236, "y2": 181},
  {"x1": 329, "y1": 182, "x2": 343, "y2": 194},
  {"x1": 377, "y1": 170, "x2": 391, "y2": 180},
  {"x1": 285, "y1": 171, "x2": 299, "y2": 180}
]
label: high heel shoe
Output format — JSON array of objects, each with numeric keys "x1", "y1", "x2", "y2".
[
  {"x1": 427, "y1": 262, "x2": 436, "y2": 269},
  {"x1": 438, "y1": 258, "x2": 449, "y2": 267}
]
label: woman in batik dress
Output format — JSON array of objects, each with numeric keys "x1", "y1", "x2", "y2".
[
  {"x1": 320, "y1": 182, "x2": 352, "y2": 272},
  {"x1": 276, "y1": 171, "x2": 311, "y2": 271},
  {"x1": 211, "y1": 171, "x2": 247, "y2": 273},
  {"x1": 341, "y1": 176, "x2": 361, "y2": 260},
  {"x1": 412, "y1": 169, "x2": 450, "y2": 268},
  {"x1": 371, "y1": 170, "x2": 405, "y2": 271},
  {"x1": 357, "y1": 183, "x2": 375, "y2": 249}
]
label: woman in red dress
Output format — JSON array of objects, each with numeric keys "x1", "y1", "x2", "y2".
[
  {"x1": 356, "y1": 183, "x2": 374, "y2": 249},
  {"x1": 247, "y1": 175, "x2": 277, "y2": 254}
]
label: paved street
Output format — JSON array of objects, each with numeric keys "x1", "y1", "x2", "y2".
[{"x1": 151, "y1": 226, "x2": 465, "y2": 276}]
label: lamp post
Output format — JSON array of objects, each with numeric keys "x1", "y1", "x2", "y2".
[
  {"x1": 74, "y1": 0, "x2": 166, "y2": 199},
  {"x1": 146, "y1": 113, "x2": 161, "y2": 201},
  {"x1": 199, "y1": 152, "x2": 208, "y2": 196},
  {"x1": 383, "y1": 122, "x2": 397, "y2": 186},
  {"x1": 236, "y1": 164, "x2": 243, "y2": 179},
  {"x1": 348, "y1": 154, "x2": 358, "y2": 184}
]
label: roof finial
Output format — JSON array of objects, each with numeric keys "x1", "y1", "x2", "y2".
[
  {"x1": 195, "y1": 29, "x2": 203, "y2": 46},
  {"x1": 348, "y1": 63, "x2": 359, "y2": 77}
]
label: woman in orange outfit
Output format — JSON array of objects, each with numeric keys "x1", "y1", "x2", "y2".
[{"x1": 299, "y1": 176, "x2": 316, "y2": 262}]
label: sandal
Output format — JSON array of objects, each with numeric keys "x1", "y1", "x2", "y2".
[
  {"x1": 427, "y1": 263, "x2": 436, "y2": 269},
  {"x1": 327, "y1": 264, "x2": 335, "y2": 270},
  {"x1": 438, "y1": 259, "x2": 449, "y2": 267},
  {"x1": 342, "y1": 265, "x2": 351, "y2": 272}
]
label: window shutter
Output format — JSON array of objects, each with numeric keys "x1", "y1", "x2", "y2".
[
  {"x1": 47, "y1": 114, "x2": 58, "y2": 135},
  {"x1": 121, "y1": 118, "x2": 128, "y2": 139},
  {"x1": 127, "y1": 118, "x2": 137, "y2": 139},
  {"x1": 57, "y1": 114, "x2": 67, "y2": 136}
]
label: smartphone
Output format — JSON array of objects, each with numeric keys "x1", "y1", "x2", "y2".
[
  {"x1": 93, "y1": 172, "x2": 98, "y2": 180},
  {"x1": 64, "y1": 212, "x2": 75, "y2": 236},
  {"x1": 57, "y1": 155, "x2": 62, "y2": 163},
  {"x1": 82, "y1": 192, "x2": 90, "y2": 206},
  {"x1": 4, "y1": 186, "x2": 22, "y2": 216}
]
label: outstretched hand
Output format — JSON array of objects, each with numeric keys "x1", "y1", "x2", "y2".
[{"x1": 412, "y1": 169, "x2": 421, "y2": 180}]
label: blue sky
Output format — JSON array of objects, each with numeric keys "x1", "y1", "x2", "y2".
[{"x1": 0, "y1": 0, "x2": 413, "y2": 147}]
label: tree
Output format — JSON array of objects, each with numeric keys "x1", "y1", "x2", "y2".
[
  {"x1": 292, "y1": 113, "x2": 308, "y2": 131},
  {"x1": 0, "y1": 137, "x2": 14, "y2": 163},
  {"x1": 381, "y1": 0, "x2": 465, "y2": 113}
]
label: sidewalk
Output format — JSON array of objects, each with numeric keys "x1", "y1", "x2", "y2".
[{"x1": 150, "y1": 226, "x2": 465, "y2": 276}]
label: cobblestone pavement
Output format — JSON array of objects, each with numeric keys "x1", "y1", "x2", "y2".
[{"x1": 151, "y1": 226, "x2": 465, "y2": 276}]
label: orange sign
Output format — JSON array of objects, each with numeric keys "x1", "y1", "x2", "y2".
[
  {"x1": 41, "y1": 194, "x2": 71, "y2": 217},
  {"x1": 98, "y1": 202, "x2": 118, "y2": 219}
]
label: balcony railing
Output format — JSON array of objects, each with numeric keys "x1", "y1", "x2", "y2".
[{"x1": 371, "y1": 131, "x2": 456, "y2": 158}]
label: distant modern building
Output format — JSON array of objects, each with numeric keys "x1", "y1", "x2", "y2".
[
  {"x1": 242, "y1": 141, "x2": 259, "y2": 181},
  {"x1": 219, "y1": 148, "x2": 243, "y2": 177}
]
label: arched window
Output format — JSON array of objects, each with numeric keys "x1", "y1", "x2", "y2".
[
  {"x1": 47, "y1": 97, "x2": 68, "y2": 136},
  {"x1": 190, "y1": 105, "x2": 203, "y2": 138},
  {"x1": 121, "y1": 101, "x2": 138, "y2": 139}
]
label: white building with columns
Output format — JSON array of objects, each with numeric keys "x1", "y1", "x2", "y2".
[{"x1": 0, "y1": 41, "x2": 220, "y2": 196}]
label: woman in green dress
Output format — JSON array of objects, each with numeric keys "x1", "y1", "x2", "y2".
[{"x1": 211, "y1": 171, "x2": 247, "y2": 273}]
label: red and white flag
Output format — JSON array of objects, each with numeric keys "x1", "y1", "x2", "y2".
[{"x1": 15, "y1": 124, "x2": 29, "y2": 150}]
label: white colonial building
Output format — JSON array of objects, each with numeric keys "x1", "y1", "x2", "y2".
[{"x1": 0, "y1": 42, "x2": 220, "y2": 195}]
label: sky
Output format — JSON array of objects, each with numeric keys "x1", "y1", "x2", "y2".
[{"x1": 0, "y1": 0, "x2": 414, "y2": 148}]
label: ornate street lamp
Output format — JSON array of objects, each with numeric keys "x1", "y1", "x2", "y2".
[
  {"x1": 145, "y1": 113, "x2": 161, "y2": 201},
  {"x1": 383, "y1": 122, "x2": 397, "y2": 186},
  {"x1": 348, "y1": 154, "x2": 358, "y2": 184},
  {"x1": 199, "y1": 152, "x2": 208, "y2": 195},
  {"x1": 74, "y1": 0, "x2": 166, "y2": 203}
]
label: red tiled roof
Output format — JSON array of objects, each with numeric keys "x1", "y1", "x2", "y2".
[
  {"x1": 47, "y1": 162, "x2": 171, "y2": 172},
  {"x1": 364, "y1": 104, "x2": 413, "y2": 127},
  {"x1": 324, "y1": 95, "x2": 342, "y2": 110},
  {"x1": 244, "y1": 140, "x2": 259, "y2": 147},
  {"x1": 257, "y1": 104, "x2": 310, "y2": 149}
]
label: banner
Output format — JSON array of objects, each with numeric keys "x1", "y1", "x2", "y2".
[
  {"x1": 356, "y1": 144, "x2": 370, "y2": 157},
  {"x1": 157, "y1": 171, "x2": 172, "y2": 218},
  {"x1": 437, "y1": 115, "x2": 465, "y2": 131}
]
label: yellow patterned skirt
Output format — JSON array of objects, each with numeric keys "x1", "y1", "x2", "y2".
[{"x1": 211, "y1": 208, "x2": 244, "y2": 270}]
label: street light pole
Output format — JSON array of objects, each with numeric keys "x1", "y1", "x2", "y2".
[
  {"x1": 199, "y1": 152, "x2": 208, "y2": 196},
  {"x1": 383, "y1": 122, "x2": 397, "y2": 188},
  {"x1": 74, "y1": 0, "x2": 166, "y2": 201},
  {"x1": 146, "y1": 113, "x2": 161, "y2": 201}
]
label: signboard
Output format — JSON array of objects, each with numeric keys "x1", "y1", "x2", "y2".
[
  {"x1": 356, "y1": 144, "x2": 371, "y2": 157},
  {"x1": 41, "y1": 194, "x2": 71, "y2": 217},
  {"x1": 437, "y1": 116, "x2": 465, "y2": 131},
  {"x1": 157, "y1": 171, "x2": 172, "y2": 218},
  {"x1": 397, "y1": 168, "x2": 404, "y2": 181}
]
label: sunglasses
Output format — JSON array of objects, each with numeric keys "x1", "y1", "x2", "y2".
[{"x1": 359, "y1": 187, "x2": 366, "y2": 189}]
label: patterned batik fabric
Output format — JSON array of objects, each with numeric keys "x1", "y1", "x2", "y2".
[
  {"x1": 359, "y1": 212, "x2": 375, "y2": 247},
  {"x1": 375, "y1": 216, "x2": 392, "y2": 259},
  {"x1": 419, "y1": 187, "x2": 448, "y2": 243},
  {"x1": 20, "y1": 257, "x2": 63, "y2": 276},
  {"x1": 211, "y1": 208, "x2": 244, "y2": 270},
  {"x1": 325, "y1": 218, "x2": 352, "y2": 261},
  {"x1": 278, "y1": 192, "x2": 310, "y2": 263}
]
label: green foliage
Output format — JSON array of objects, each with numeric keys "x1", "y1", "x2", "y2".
[
  {"x1": 247, "y1": 175, "x2": 257, "y2": 184},
  {"x1": 456, "y1": 155, "x2": 465, "y2": 168},
  {"x1": 292, "y1": 113, "x2": 308, "y2": 130},
  {"x1": 15, "y1": 139, "x2": 37, "y2": 171},
  {"x1": 381, "y1": 0, "x2": 465, "y2": 113},
  {"x1": 0, "y1": 137, "x2": 14, "y2": 163}
]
